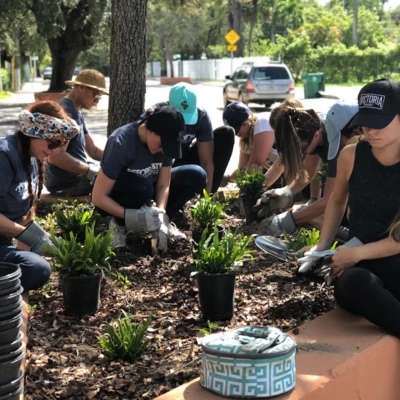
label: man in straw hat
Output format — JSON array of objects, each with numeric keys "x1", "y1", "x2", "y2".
[{"x1": 44, "y1": 69, "x2": 108, "y2": 196}]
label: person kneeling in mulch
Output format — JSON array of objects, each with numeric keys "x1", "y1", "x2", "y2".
[
  {"x1": 0, "y1": 101, "x2": 79, "y2": 291},
  {"x1": 92, "y1": 105, "x2": 207, "y2": 251}
]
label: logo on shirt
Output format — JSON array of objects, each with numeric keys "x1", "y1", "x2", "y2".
[
  {"x1": 359, "y1": 94, "x2": 385, "y2": 110},
  {"x1": 127, "y1": 163, "x2": 163, "y2": 178}
]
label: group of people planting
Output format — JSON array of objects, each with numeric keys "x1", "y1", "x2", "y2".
[{"x1": 0, "y1": 68, "x2": 399, "y2": 337}]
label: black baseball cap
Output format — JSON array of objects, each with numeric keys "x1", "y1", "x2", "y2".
[
  {"x1": 223, "y1": 102, "x2": 251, "y2": 134},
  {"x1": 145, "y1": 105, "x2": 184, "y2": 159},
  {"x1": 350, "y1": 78, "x2": 400, "y2": 129}
]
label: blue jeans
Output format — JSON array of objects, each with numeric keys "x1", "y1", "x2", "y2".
[
  {"x1": 98, "y1": 164, "x2": 207, "y2": 224},
  {"x1": 0, "y1": 243, "x2": 51, "y2": 291}
]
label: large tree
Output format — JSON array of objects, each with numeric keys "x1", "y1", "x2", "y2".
[
  {"x1": 31, "y1": 0, "x2": 107, "y2": 92},
  {"x1": 108, "y1": 0, "x2": 148, "y2": 135}
]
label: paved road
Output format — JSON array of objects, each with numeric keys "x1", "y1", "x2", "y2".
[{"x1": 0, "y1": 78, "x2": 362, "y2": 174}]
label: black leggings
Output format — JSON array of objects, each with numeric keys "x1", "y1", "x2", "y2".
[
  {"x1": 334, "y1": 262, "x2": 400, "y2": 337},
  {"x1": 173, "y1": 126, "x2": 235, "y2": 193}
]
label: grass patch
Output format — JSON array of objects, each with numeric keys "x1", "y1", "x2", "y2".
[{"x1": 0, "y1": 91, "x2": 11, "y2": 99}]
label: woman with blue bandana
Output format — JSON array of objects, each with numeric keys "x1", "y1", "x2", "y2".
[{"x1": 0, "y1": 101, "x2": 79, "y2": 291}]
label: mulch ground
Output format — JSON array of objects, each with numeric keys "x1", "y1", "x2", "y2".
[{"x1": 25, "y1": 200, "x2": 336, "y2": 400}]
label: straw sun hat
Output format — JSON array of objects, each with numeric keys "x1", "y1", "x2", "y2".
[{"x1": 65, "y1": 69, "x2": 109, "y2": 95}]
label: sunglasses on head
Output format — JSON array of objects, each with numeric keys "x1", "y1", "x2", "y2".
[{"x1": 45, "y1": 137, "x2": 68, "y2": 149}]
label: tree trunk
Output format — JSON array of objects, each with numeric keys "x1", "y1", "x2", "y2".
[
  {"x1": 248, "y1": 22, "x2": 254, "y2": 56},
  {"x1": 48, "y1": 38, "x2": 80, "y2": 92},
  {"x1": 228, "y1": 0, "x2": 243, "y2": 57},
  {"x1": 108, "y1": 0, "x2": 148, "y2": 136},
  {"x1": 352, "y1": 0, "x2": 358, "y2": 46}
]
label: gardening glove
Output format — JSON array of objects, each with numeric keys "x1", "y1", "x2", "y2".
[
  {"x1": 292, "y1": 198, "x2": 318, "y2": 213},
  {"x1": 257, "y1": 211, "x2": 296, "y2": 237},
  {"x1": 124, "y1": 205, "x2": 163, "y2": 234},
  {"x1": 255, "y1": 186, "x2": 293, "y2": 219},
  {"x1": 157, "y1": 213, "x2": 169, "y2": 254},
  {"x1": 16, "y1": 221, "x2": 56, "y2": 256},
  {"x1": 85, "y1": 163, "x2": 100, "y2": 183}
]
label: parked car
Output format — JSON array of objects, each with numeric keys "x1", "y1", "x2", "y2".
[
  {"x1": 43, "y1": 66, "x2": 52, "y2": 80},
  {"x1": 73, "y1": 66, "x2": 80, "y2": 77},
  {"x1": 223, "y1": 62, "x2": 295, "y2": 108}
]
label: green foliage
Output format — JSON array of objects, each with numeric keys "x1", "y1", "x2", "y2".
[
  {"x1": 284, "y1": 227, "x2": 337, "y2": 251},
  {"x1": 111, "y1": 270, "x2": 131, "y2": 290},
  {"x1": 234, "y1": 169, "x2": 265, "y2": 199},
  {"x1": 193, "y1": 227, "x2": 253, "y2": 275},
  {"x1": 199, "y1": 320, "x2": 219, "y2": 336},
  {"x1": 190, "y1": 190, "x2": 225, "y2": 230},
  {"x1": 53, "y1": 201, "x2": 99, "y2": 242},
  {"x1": 45, "y1": 224, "x2": 114, "y2": 277},
  {"x1": 0, "y1": 69, "x2": 10, "y2": 89},
  {"x1": 100, "y1": 312, "x2": 152, "y2": 362}
]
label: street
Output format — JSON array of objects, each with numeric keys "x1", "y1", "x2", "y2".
[{"x1": 0, "y1": 78, "x2": 362, "y2": 175}]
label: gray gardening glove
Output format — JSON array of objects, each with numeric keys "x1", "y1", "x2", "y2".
[
  {"x1": 157, "y1": 212, "x2": 169, "y2": 254},
  {"x1": 257, "y1": 211, "x2": 296, "y2": 237},
  {"x1": 125, "y1": 205, "x2": 162, "y2": 234},
  {"x1": 85, "y1": 164, "x2": 100, "y2": 183},
  {"x1": 255, "y1": 186, "x2": 293, "y2": 218},
  {"x1": 16, "y1": 221, "x2": 57, "y2": 256},
  {"x1": 292, "y1": 198, "x2": 317, "y2": 213}
]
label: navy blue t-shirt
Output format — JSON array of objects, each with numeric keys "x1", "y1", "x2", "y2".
[
  {"x1": 145, "y1": 102, "x2": 213, "y2": 155},
  {"x1": 45, "y1": 97, "x2": 88, "y2": 191},
  {"x1": 101, "y1": 121, "x2": 172, "y2": 186},
  {"x1": 0, "y1": 135, "x2": 38, "y2": 243}
]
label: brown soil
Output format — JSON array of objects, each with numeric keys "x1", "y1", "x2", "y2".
[{"x1": 25, "y1": 201, "x2": 336, "y2": 399}]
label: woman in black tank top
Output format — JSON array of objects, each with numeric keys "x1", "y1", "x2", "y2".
[{"x1": 309, "y1": 78, "x2": 400, "y2": 337}]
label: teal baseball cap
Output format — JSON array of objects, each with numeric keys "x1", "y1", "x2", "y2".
[{"x1": 169, "y1": 83, "x2": 198, "y2": 125}]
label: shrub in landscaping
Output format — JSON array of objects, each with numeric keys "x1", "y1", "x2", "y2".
[
  {"x1": 45, "y1": 224, "x2": 114, "y2": 276},
  {"x1": 100, "y1": 312, "x2": 153, "y2": 362},
  {"x1": 192, "y1": 227, "x2": 253, "y2": 275},
  {"x1": 234, "y1": 169, "x2": 265, "y2": 199}
]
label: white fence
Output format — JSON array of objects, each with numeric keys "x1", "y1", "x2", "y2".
[{"x1": 147, "y1": 56, "x2": 271, "y2": 81}]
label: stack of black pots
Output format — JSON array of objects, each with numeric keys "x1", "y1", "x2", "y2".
[{"x1": 0, "y1": 263, "x2": 25, "y2": 400}]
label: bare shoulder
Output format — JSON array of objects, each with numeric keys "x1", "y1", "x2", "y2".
[{"x1": 338, "y1": 143, "x2": 356, "y2": 161}]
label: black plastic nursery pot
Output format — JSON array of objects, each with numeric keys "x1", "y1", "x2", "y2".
[
  {"x1": 0, "y1": 264, "x2": 21, "y2": 292},
  {"x1": 0, "y1": 302, "x2": 22, "y2": 322},
  {"x1": 0, "y1": 371, "x2": 24, "y2": 397},
  {"x1": 197, "y1": 273, "x2": 236, "y2": 321},
  {"x1": 0, "y1": 343, "x2": 24, "y2": 364},
  {"x1": 0, "y1": 318, "x2": 22, "y2": 346},
  {"x1": 0, "y1": 288, "x2": 23, "y2": 308},
  {"x1": 0, "y1": 381, "x2": 24, "y2": 400},
  {"x1": 240, "y1": 196, "x2": 259, "y2": 224},
  {"x1": 0, "y1": 349, "x2": 25, "y2": 386},
  {"x1": 191, "y1": 225, "x2": 225, "y2": 245},
  {"x1": 63, "y1": 273, "x2": 103, "y2": 315},
  {"x1": 0, "y1": 333, "x2": 23, "y2": 356},
  {"x1": 0, "y1": 280, "x2": 21, "y2": 298}
]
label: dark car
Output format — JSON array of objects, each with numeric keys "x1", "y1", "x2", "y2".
[
  {"x1": 43, "y1": 66, "x2": 52, "y2": 80},
  {"x1": 223, "y1": 62, "x2": 295, "y2": 108}
]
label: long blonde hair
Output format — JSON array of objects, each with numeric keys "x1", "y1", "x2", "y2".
[
  {"x1": 389, "y1": 209, "x2": 400, "y2": 242},
  {"x1": 239, "y1": 113, "x2": 257, "y2": 155}
]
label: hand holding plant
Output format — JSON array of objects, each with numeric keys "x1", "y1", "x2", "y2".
[{"x1": 234, "y1": 169, "x2": 265, "y2": 199}]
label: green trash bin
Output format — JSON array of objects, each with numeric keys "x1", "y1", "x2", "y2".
[{"x1": 302, "y1": 73, "x2": 325, "y2": 99}]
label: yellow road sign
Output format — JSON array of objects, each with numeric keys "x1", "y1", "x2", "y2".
[
  {"x1": 227, "y1": 45, "x2": 238, "y2": 51},
  {"x1": 225, "y1": 29, "x2": 240, "y2": 45}
]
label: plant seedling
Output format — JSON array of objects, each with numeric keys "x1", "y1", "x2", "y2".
[
  {"x1": 284, "y1": 227, "x2": 338, "y2": 252},
  {"x1": 234, "y1": 168, "x2": 265, "y2": 198},
  {"x1": 199, "y1": 320, "x2": 219, "y2": 336},
  {"x1": 99, "y1": 312, "x2": 153, "y2": 362}
]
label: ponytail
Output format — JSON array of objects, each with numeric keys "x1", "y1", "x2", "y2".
[
  {"x1": 389, "y1": 209, "x2": 400, "y2": 242},
  {"x1": 274, "y1": 106, "x2": 320, "y2": 184}
]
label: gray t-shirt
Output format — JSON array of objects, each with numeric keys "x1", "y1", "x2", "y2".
[
  {"x1": 0, "y1": 135, "x2": 38, "y2": 243},
  {"x1": 101, "y1": 121, "x2": 172, "y2": 185},
  {"x1": 45, "y1": 98, "x2": 88, "y2": 191}
]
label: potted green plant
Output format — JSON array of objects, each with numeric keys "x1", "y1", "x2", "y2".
[
  {"x1": 190, "y1": 190, "x2": 226, "y2": 244},
  {"x1": 192, "y1": 227, "x2": 253, "y2": 321},
  {"x1": 45, "y1": 224, "x2": 114, "y2": 315},
  {"x1": 234, "y1": 169, "x2": 265, "y2": 224},
  {"x1": 53, "y1": 200, "x2": 99, "y2": 242},
  {"x1": 284, "y1": 227, "x2": 338, "y2": 252}
]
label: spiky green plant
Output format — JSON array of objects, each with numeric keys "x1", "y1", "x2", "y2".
[
  {"x1": 53, "y1": 200, "x2": 99, "y2": 241},
  {"x1": 45, "y1": 224, "x2": 114, "y2": 276},
  {"x1": 284, "y1": 227, "x2": 338, "y2": 252},
  {"x1": 190, "y1": 189, "x2": 225, "y2": 230},
  {"x1": 192, "y1": 226, "x2": 254, "y2": 275},
  {"x1": 234, "y1": 169, "x2": 265, "y2": 198},
  {"x1": 99, "y1": 312, "x2": 153, "y2": 362}
]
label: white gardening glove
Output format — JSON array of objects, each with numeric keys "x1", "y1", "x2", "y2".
[
  {"x1": 157, "y1": 213, "x2": 169, "y2": 254},
  {"x1": 85, "y1": 164, "x2": 100, "y2": 183},
  {"x1": 292, "y1": 198, "x2": 317, "y2": 212},
  {"x1": 124, "y1": 205, "x2": 163, "y2": 234},
  {"x1": 255, "y1": 186, "x2": 293, "y2": 218},
  {"x1": 16, "y1": 221, "x2": 57, "y2": 256},
  {"x1": 257, "y1": 211, "x2": 297, "y2": 237}
]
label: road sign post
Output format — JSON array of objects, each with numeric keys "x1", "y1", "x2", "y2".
[{"x1": 225, "y1": 30, "x2": 240, "y2": 75}]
